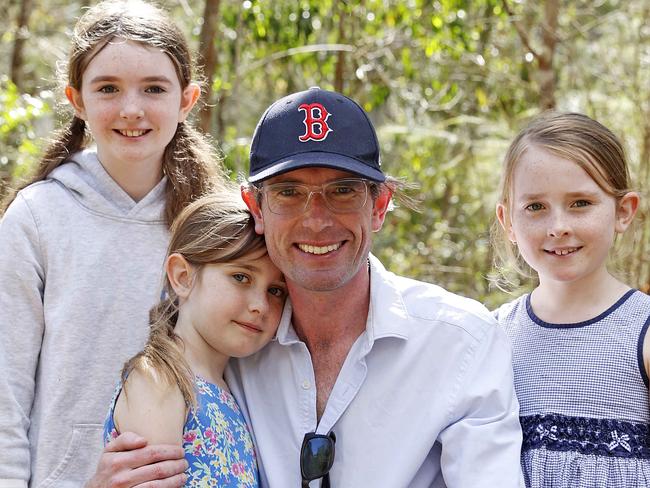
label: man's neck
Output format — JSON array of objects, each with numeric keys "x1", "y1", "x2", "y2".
[
  {"x1": 288, "y1": 266, "x2": 371, "y2": 345},
  {"x1": 287, "y1": 265, "x2": 371, "y2": 420}
]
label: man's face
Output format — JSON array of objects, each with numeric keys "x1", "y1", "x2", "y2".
[{"x1": 244, "y1": 167, "x2": 391, "y2": 293}]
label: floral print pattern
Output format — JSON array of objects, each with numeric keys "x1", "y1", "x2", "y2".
[{"x1": 104, "y1": 375, "x2": 259, "y2": 487}]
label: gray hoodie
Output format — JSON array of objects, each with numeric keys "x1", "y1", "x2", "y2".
[{"x1": 0, "y1": 149, "x2": 169, "y2": 487}]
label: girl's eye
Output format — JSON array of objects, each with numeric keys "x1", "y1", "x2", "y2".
[
  {"x1": 145, "y1": 86, "x2": 165, "y2": 94},
  {"x1": 268, "y1": 286, "x2": 286, "y2": 298},
  {"x1": 525, "y1": 202, "x2": 544, "y2": 211},
  {"x1": 99, "y1": 85, "x2": 118, "y2": 94},
  {"x1": 232, "y1": 273, "x2": 250, "y2": 284},
  {"x1": 572, "y1": 200, "x2": 591, "y2": 208}
]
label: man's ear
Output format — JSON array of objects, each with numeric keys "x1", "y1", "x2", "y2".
[
  {"x1": 371, "y1": 186, "x2": 393, "y2": 232},
  {"x1": 65, "y1": 86, "x2": 86, "y2": 120},
  {"x1": 615, "y1": 191, "x2": 640, "y2": 234},
  {"x1": 165, "y1": 253, "x2": 196, "y2": 300},
  {"x1": 241, "y1": 185, "x2": 265, "y2": 235},
  {"x1": 178, "y1": 83, "x2": 201, "y2": 123},
  {"x1": 496, "y1": 203, "x2": 516, "y2": 244}
]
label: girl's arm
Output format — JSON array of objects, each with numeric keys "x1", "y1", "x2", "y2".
[
  {"x1": 0, "y1": 194, "x2": 46, "y2": 486},
  {"x1": 113, "y1": 367, "x2": 186, "y2": 445}
]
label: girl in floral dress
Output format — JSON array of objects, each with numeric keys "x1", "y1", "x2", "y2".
[
  {"x1": 493, "y1": 112, "x2": 650, "y2": 487},
  {"x1": 104, "y1": 190, "x2": 287, "y2": 487}
]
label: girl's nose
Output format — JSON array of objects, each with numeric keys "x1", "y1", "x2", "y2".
[
  {"x1": 547, "y1": 212, "x2": 571, "y2": 237},
  {"x1": 248, "y1": 290, "x2": 270, "y2": 315},
  {"x1": 120, "y1": 95, "x2": 144, "y2": 120}
]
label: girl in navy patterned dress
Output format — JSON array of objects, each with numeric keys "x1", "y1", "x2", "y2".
[
  {"x1": 492, "y1": 112, "x2": 650, "y2": 487},
  {"x1": 104, "y1": 190, "x2": 286, "y2": 487}
]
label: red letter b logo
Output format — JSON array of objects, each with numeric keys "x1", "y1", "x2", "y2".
[{"x1": 298, "y1": 103, "x2": 333, "y2": 142}]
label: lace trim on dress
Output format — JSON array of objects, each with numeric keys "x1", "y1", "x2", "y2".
[{"x1": 521, "y1": 413, "x2": 650, "y2": 459}]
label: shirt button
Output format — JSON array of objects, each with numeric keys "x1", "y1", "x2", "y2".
[{"x1": 301, "y1": 380, "x2": 311, "y2": 390}]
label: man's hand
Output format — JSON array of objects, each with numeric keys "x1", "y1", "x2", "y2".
[{"x1": 85, "y1": 432, "x2": 188, "y2": 488}]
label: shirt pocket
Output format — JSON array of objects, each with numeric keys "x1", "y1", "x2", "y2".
[{"x1": 38, "y1": 423, "x2": 103, "y2": 488}]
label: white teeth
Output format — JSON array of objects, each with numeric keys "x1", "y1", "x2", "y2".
[
  {"x1": 119, "y1": 129, "x2": 147, "y2": 137},
  {"x1": 552, "y1": 247, "x2": 578, "y2": 256},
  {"x1": 298, "y1": 243, "x2": 341, "y2": 255}
]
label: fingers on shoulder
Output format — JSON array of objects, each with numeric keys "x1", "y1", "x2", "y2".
[{"x1": 106, "y1": 455, "x2": 188, "y2": 488}]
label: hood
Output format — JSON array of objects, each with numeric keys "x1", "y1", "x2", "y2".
[{"x1": 47, "y1": 148, "x2": 167, "y2": 222}]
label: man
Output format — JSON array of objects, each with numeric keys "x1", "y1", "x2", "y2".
[{"x1": 89, "y1": 87, "x2": 522, "y2": 487}]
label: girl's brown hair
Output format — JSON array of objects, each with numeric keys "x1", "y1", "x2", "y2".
[
  {"x1": 4, "y1": 0, "x2": 226, "y2": 225},
  {"x1": 122, "y1": 187, "x2": 267, "y2": 405},
  {"x1": 492, "y1": 111, "x2": 635, "y2": 286}
]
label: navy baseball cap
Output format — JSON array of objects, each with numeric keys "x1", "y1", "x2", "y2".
[{"x1": 248, "y1": 87, "x2": 385, "y2": 183}]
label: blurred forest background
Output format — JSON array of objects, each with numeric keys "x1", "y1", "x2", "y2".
[{"x1": 1, "y1": 0, "x2": 649, "y2": 308}]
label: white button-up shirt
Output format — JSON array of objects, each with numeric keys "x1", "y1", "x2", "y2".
[{"x1": 227, "y1": 255, "x2": 522, "y2": 487}]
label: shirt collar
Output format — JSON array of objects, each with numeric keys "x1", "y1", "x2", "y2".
[
  {"x1": 273, "y1": 254, "x2": 410, "y2": 346},
  {"x1": 367, "y1": 253, "x2": 410, "y2": 342}
]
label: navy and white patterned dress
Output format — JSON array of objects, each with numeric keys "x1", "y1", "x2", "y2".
[{"x1": 495, "y1": 289, "x2": 650, "y2": 488}]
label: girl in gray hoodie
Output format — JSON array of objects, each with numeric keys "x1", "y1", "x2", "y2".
[{"x1": 0, "y1": 1, "x2": 225, "y2": 486}]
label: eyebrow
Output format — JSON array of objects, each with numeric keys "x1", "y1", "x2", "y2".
[
  {"x1": 517, "y1": 190, "x2": 602, "y2": 200},
  {"x1": 224, "y1": 262, "x2": 286, "y2": 282},
  {"x1": 87, "y1": 75, "x2": 174, "y2": 84},
  {"x1": 224, "y1": 262, "x2": 260, "y2": 271}
]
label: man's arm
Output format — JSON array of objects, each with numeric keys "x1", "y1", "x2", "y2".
[
  {"x1": 438, "y1": 322, "x2": 524, "y2": 487},
  {"x1": 86, "y1": 432, "x2": 187, "y2": 488}
]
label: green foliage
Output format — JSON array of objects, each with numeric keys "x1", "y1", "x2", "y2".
[
  {"x1": 0, "y1": 76, "x2": 53, "y2": 192},
  {"x1": 2, "y1": 0, "x2": 648, "y2": 304}
]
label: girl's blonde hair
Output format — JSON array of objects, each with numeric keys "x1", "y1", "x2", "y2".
[
  {"x1": 492, "y1": 111, "x2": 635, "y2": 286},
  {"x1": 122, "y1": 188, "x2": 267, "y2": 405},
  {"x1": 4, "y1": 0, "x2": 226, "y2": 225}
]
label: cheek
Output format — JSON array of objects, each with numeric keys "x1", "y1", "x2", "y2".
[
  {"x1": 84, "y1": 103, "x2": 113, "y2": 125},
  {"x1": 271, "y1": 301, "x2": 284, "y2": 323},
  {"x1": 262, "y1": 218, "x2": 288, "y2": 250},
  {"x1": 510, "y1": 218, "x2": 541, "y2": 245}
]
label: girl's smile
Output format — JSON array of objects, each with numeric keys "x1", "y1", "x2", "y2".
[{"x1": 544, "y1": 246, "x2": 581, "y2": 256}]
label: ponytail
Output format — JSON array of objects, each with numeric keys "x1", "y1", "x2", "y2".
[
  {"x1": 161, "y1": 122, "x2": 227, "y2": 227},
  {"x1": 2, "y1": 116, "x2": 90, "y2": 212},
  {"x1": 121, "y1": 292, "x2": 197, "y2": 406}
]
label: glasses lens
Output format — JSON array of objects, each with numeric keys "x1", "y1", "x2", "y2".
[
  {"x1": 323, "y1": 179, "x2": 368, "y2": 212},
  {"x1": 300, "y1": 434, "x2": 335, "y2": 481},
  {"x1": 263, "y1": 182, "x2": 307, "y2": 215}
]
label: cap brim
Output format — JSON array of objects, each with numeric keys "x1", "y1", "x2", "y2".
[{"x1": 248, "y1": 152, "x2": 386, "y2": 183}]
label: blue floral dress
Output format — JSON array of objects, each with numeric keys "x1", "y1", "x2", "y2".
[{"x1": 104, "y1": 375, "x2": 259, "y2": 487}]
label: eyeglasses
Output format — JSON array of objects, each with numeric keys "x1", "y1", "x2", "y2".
[
  {"x1": 300, "y1": 431, "x2": 336, "y2": 488},
  {"x1": 258, "y1": 178, "x2": 370, "y2": 216}
]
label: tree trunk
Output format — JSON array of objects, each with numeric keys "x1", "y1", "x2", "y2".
[
  {"x1": 334, "y1": 3, "x2": 346, "y2": 94},
  {"x1": 502, "y1": 0, "x2": 559, "y2": 110},
  {"x1": 10, "y1": 0, "x2": 33, "y2": 90},
  {"x1": 538, "y1": 0, "x2": 559, "y2": 110},
  {"x1": 198, "y1": 0, "x2": 221, "y2": 134}
]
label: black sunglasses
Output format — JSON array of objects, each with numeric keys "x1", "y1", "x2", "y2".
[{"x1": 300, "y1": 431, "x2": 336, "y2": 487}]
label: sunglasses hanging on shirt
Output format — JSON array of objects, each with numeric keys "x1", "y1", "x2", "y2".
[{"x1": 300, "y1": 431, "x2": 336, "y2": 487}]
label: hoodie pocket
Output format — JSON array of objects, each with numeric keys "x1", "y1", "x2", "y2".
[{"x1": 39, "y1": 424, "x2": 103, "y2": 488}]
